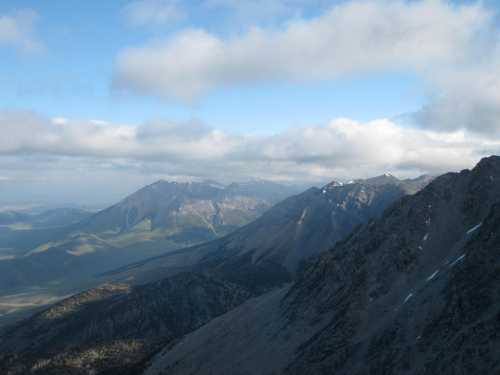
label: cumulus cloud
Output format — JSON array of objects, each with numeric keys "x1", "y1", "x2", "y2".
[
  {"x1": 1, "y1": 111, "x2": 497, "y2": 188},
  {"x1": 0, "y1": 9, "x2": 42, "y2": 53},
  {"x1": 114, "y1": 0, "x2": 490, "y2": 100},
  {"x1": 124, "y1": 0, "x2": 184, "y2": 27},
  {"x1": 114, "y1": 0, "x2": 500, "y2": 134}
]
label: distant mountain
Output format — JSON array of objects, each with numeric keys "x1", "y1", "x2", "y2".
[
  {"x1": 0, "y1": 207, "x2": 91, "y2": 228},
  {"x1": 104, "y1": 173, "x2": 432, "y2": 283},
  {"x1": 77, "y1": 180, "x2": 293, "y2": 242},
  {"x1": 353, "y1": 173, "x2": 433, "y2": 192},
  {"x1": 141, "y1": 156, "x2": 500, "y2": 375},
  {"x1": 0, "y1": 207, "x2": 94, "y2": 267},
  {"x1": 354, "y1": 172, "x2": 401, "y2": 186},
  {"x1": 0, "y1": 173, "x2": 431, "y2": 374},
  {"x1": 0, "y1": 180, "x2": 297, "y2": 295},
  {"x1": 0, "y1": 211, "x2": 30, "y2": 226}
]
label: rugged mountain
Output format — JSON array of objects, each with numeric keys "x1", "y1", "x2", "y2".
[
  {"x1": 0, "y1": 173, "x2": 429, "y2": 374},
  {"x1": 104, "y1": 174, "x2": 428, "y2": 286},
  {"x1": 0, "y1": 180, "x2": 295, "y2": 292},
  {"x1": 353, "y1": 173, "x2": 432, "y2": 193},
  {"x1": 143, "y1": 155, "x2": 500, "y2": 375},
  {"x1": 77, "y1": 180, "x2": 291, "y2": 241},
  {"x1": 0, "y1": 180, "x2": 296, "y2": 330}
]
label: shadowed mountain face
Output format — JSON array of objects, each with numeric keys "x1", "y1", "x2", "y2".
[
  {"x1": 0, "y1": 174, "x2": 430, "y2": 374},
  {"x1": 141, "y1": 156, "x2": 500, "y2": 375},
  {"x1": 0, "y1": 273, "x2": 252, "y2": 375}
]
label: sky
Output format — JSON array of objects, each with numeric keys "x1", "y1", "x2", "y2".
[{"x1": 1, "y1": 0, "x2": 500, "y2": 205}]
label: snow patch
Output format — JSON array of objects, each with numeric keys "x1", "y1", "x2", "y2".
[
  {"x1": 297, "y1": 208, "x2": 308, "y2": 225},
  {"x1": 426, "y1": 270, "x2": 439, "y2": 282},
  {"x1": 403, "y1": 293, "x2": 414, "y2": 304},
  {"x1": 466, "y1": 222, "x2": 482, "y2": 235},
  {"x1": 422, "y1": 233, "x2": 429, "y2": 242},
  {"x1": 450, "y1": 254, "x2": 466, "y2": 267}
]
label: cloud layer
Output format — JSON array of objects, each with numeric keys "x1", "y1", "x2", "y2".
[{"x1": 1, "y1": 111, "x2": 497, "y2": 187}]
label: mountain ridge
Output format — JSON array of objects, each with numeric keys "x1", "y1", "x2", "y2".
[
  {"x1": 0, "y1": 172, "x2": 433, "y2": 374},
  {"x1": 141, "y1": 156, "x2": 500, "y2": 375}
]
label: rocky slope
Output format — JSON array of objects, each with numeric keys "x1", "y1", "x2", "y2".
[
  {"x1": 143, "y1": 156, "x2": 500, "y2": 375},
  {"x1": 0, "y1": 272, "x2": 252, "y2": 374}
]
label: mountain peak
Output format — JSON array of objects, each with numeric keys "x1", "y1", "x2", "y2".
[
  {"x1": 322, "y1": 180, "x2": 344, "y2": 191},
  {"x1": 356, "y1": 173, "x2": 400, "y2": 186},
  {"x1": 473, "y1": 155, "x2": 500, "y2": 173}
]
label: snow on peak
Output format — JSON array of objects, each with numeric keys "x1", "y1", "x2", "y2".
[{"x1": 324, "y1": 180, "x2": 344, "y2": 189}]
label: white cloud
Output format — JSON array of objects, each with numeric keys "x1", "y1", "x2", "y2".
[
  {"x1": 1, "y1": 111, "x2": 497, "y2": 187},
  {"x1": 124, "y1": 0, "x2": 184, "y2": 27},
  {"x1": 415, "y1": 46, "x2": 500, "y2": 134},
  {"x1": 114, "y1": 0, "x2": 500, "y2": 134},
  {"x1": 0, "y1": 9, "x2": 42, "y2": 53},
  {"x1": 114, "y1": 0, "x2": 490, "y2": 101}
]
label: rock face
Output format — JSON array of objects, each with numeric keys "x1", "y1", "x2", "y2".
[
  {"x1": 0, "y1": 174, "x2": 429, "y2": 374},
  {"x1": 142, "y1": 156, "x2": 500, "y2": 375}
]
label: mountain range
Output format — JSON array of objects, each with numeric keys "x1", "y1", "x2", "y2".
[
  {"x1": 0, "y1": 179, "x2": 299, "y2": 329},
  {"x1": 0, "y1": 172, "x2": 433, "y2": 374},
  {"x1": 143, "y1": 155, "x2": 500, "y2": 375},
  {"x1": 2, "y1": 154, "x2": 498, "y2": 374}
]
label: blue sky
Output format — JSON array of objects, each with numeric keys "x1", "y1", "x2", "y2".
[{"x1": 1, "y1": 0, "x2": 500, "y2": 205}]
